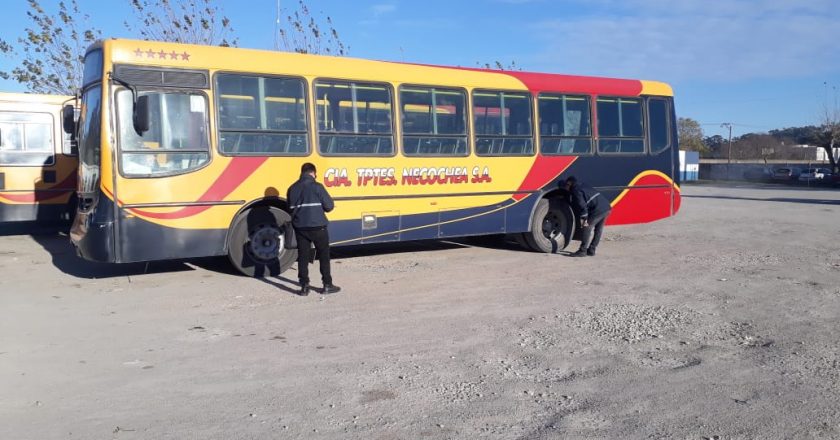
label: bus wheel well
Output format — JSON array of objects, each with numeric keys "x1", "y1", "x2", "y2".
[
  {"x1": 226, "y1": 197, "x2": 290, "y2": 252},
  {"x1": 225, "y1": 200, "x2": 297, "y2": 277},
  {"x1": 518, "y1": 193, "x2": 576, "y2": 253}
]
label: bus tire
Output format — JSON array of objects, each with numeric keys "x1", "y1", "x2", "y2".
[
  {"x1": 522, "y1": 198, "x2": 575, "y2": 253},
  {"x1": 227, "y1": 206, "x2": 297, "y2": 277}
]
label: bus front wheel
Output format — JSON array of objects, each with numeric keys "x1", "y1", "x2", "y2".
[
  {"x1": 227, "y1": 206, "x2": 297, "y2": 277},
  {"x1": 519, "y1": 198, "x2": 575, "y2": 253}
]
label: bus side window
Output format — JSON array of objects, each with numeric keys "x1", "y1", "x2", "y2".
[
  {"x1": 400, "y1": 86, "x2": 468, "y2": 157},
  {"x1": 473, "y1": 90, "x2": 534, "y2": 157},
  {"x1": 0, "y1": 112, "x2": 55, "y2": 166},
  {"x1": 596, "y1": 97, "x2": 645, "y2": 154},
  {"x1": 648, "y1": 98, "x2": 671, "y2": 155},
  {"x1": 315, "y1": 79, "x2": 394, "y2": 157},
  {"x1": 538, "y1": 94, "x2": 592, "y2": 155},
  {"x1": 216, "y1": 73, "x2": 309, "y2": 156}
]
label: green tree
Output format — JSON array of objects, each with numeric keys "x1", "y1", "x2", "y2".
[
  {"x1": 0, "y1": 0, "x2": 101, "y2": 95},
  {"x1": 125, "y1": 0, "x2": 237, "y2": 47},
  {"x1": 274, "y1": 0, "x2": 347, "y2": 55},
  {"x1": 677, "y1": 117, "x2": 708, "y2": 154}
]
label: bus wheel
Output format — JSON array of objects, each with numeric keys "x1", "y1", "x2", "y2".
[
  {"x1": 227, "y1": 206, "x2": 297, "y2": 277},
  {"x1": 522, "y1": 198, "x2": 574, "y2": 253}
]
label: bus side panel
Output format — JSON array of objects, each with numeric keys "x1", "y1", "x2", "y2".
[
  {"x1": 117, "y1": 209, "x2": 228, "y2": 263},
  {"x1": 504, "y1": 194, "x2": 538, "y2": 234},
  {"x1": 439, "y1": 204, "x2": 506, "y2": 237},
  {"x1": 396, "y1": 211, "x2": 442, "y2": 242},
  {"x1": 71, "y1": 189, "x2": 116, "y2": 263},
  {"x1": 0, "y1": 204, "x2": 68, "y2": 224}
]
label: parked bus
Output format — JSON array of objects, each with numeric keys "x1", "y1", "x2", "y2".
[
  {"x1": 0, "y1": 92, "x2": 77, "y2": 225},
  {"x1": 70, "y1": 39, "x2": 680, "y2": 276}
]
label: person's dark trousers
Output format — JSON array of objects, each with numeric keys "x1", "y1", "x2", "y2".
[
  {"x1": 295, "y1": 226, "x2": 332, "y2": 286},
  {"x1": 579, "y1": 210, "x2": 611, "y2": 252}
]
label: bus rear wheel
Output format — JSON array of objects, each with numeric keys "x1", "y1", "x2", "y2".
[
  {"x1": 519, "y1": 198, "x2": 575, "y2": 253},
  {"x1": 227, "y1": 206, "x2": 297, "y2": 277}
]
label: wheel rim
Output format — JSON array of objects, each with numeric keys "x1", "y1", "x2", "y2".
[{"x1": 247, "y1": 223, "x2": 283, "y2": 262}]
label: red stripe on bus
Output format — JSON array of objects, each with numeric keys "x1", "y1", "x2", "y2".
[
  {"x1": 399, "y1": 62, "x2": 643, "y2": 96},
  {"x1": 512, "y1": 156, "x2": 577, "y2": 201},
  {"x1": 607, "y1": 174, "x2": 674, "y2": 225},
  {"x1": 0, "y1": 173, "x2": 78, "y2": 203},
  {"x1": 503, "y1": 71, "x2": 643, "y2": 96},
  {"x1": 126, "y1": 157, "x2": 268, "y2": 220}
]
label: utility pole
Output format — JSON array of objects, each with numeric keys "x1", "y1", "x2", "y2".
[
  {"x1": 721, "y1": 123, "x2": 733, "y2": 180},
  {"x1": 274, "y1": 0, "x2": 281, "y2": 51}
]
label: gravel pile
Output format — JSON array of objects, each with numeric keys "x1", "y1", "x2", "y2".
[{"x1": 566, "y1": 304, "x2": 697, "y2": 343}]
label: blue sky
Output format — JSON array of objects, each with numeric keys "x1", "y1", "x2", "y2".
[{"x1": 1, "y1": 0, "x2": 838, "y2": 138}]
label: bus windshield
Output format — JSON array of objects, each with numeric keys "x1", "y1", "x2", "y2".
[
  {"x1": 77, "y1": 85, "x2": 102, "y2": 197},
  {"x1": 116, "y1": 90, "x2": 210, "y2": 177}
]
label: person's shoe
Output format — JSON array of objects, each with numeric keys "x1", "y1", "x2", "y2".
[
  {"x1": 297, "y1": 284, "x2": 310, "y2": 296},
  {"x1": 322, "y1": 284, "x2": 341, "y2": 294},
  {"x1": 586, "y1": 248, "x2": 596, "y2": 256},
  {"x1": 569, "y1": 249, "x2": 588, "y2": 257}
]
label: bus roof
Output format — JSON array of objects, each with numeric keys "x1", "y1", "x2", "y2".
[
  {"x1": 0, "y1": 92, "x2": 74, "y2": 105},
  {"x1": 93, "y1": 38, "x2": 673, "y2": 97}
]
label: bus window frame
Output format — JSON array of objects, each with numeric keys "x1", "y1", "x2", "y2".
[
  {"x1": 113, "y1": 86, "x2": 214, "y2": 179},
  {"x1": 0, "y1": 111, "x2": 57, "y2": 167},
  {"x1": 646, "y1": 96, "x2": 672, "y2": 155},
  {"x1": 213, "y1": 70, "x2": 312, "y2": 158},
  {"x1": 471, "y1": 88, "x2": 536, "y2": 158},
  {"x1": 312, "y1": 77, "x2": 398, "y2": 158},
  {"x1": 535, "y1": 93, "x2": 594, "y2": 157},
  {"x1": 594, "y1": 95, "x2": 648, "y2": 156},
  {"x1": 398, "y1": 83, "x2": 471, "y2": 158}
]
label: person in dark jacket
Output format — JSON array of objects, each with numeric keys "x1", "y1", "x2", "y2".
[
  {"x1": 563, "y1": 176, "x2": 612, "y2": 257},
  {"x1": 287, "y1": 163, "x2": 340, "y2": 296}
]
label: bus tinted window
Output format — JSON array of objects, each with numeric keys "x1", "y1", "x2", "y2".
[
  {"x1": 648, "y1": 98, "x2": 670, "y2": 154},
  {"x1": 538, "y1": 94, "x2": 592, "y2": 155},
  {"x1": 400, "y1": 86, "x2": 468, "y2": 156},
  {"x1": 82, "y1": 49, "x2": 103, "y2": 87},
  {"x1": 316, "y1": 80, "x2": 394, "y2": 156},
  {"x1": 597, "y1": 97, "x2": 644, "y2": 154},
  {"x1": 117, "y1": 90, "x2": 210, "y2": 177},
  {"x1": 0, "y1": 112, "x2": 55, "y2": 166},
  {"x1": 216, "y1": 74, "x2": 308, "y2": 155},
  {"x1": 473, "y1": 90, "x2": 533, "y2": 156}
]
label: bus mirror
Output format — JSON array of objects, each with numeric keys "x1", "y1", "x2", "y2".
[
  {"x1": 62, "y1": 104, "x2": 75, "y2": 134},
  {"x1": 133, "y1": 95, "x2": 150, "y2": 135}
]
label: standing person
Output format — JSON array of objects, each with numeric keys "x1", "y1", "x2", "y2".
[
  {"x1": 563, "y1": 176, "x2": 612, "y2": 257},
  {"x1": 287, "y1": 163, "x2": 341, "y2": 296}
]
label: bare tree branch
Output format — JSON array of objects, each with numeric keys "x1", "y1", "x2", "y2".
[
  {"x1": 275, "y1": 0, "x2": 347, "y2": 56},
  {"x1": 125, "y1": 0, "x2": 237, "y2": 47},
  {"x1": 0, "y1": 0, "x2": 101, "y2": 94}
]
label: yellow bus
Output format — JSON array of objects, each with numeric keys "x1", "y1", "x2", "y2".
[
  {"x1": 0, "y1": 92, "x2": 77, "y2": 225},
  {"x1": 70, "y1": 39, "x2": 680, "y2": 275}
]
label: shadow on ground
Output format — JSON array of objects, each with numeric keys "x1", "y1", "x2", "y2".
[{"x1": 25, "y1": 232, "x2": 525, "y2": 281}]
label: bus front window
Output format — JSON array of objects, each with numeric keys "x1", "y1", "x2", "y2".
[
  {"x1": 116, "y1": 90, "x2": 210, "y2": 177},
  {"x1": 77, "y1": 85, "x2": 102, "y2": 199}
]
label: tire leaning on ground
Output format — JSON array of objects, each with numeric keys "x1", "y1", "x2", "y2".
[
  {"x1": 518, "y1": 198, "x2": 575, "y2": 253},
  {"x1": 227, "y1": 206, "x2": 297, "y2": 277}
]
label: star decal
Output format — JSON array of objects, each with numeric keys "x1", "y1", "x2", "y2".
[
  {"x1": 145, "y1": 49, "x2": 155, "y2": 58},
  {"x1": 169, "y1": 51, "x2": 179, "y2": 60},
  {"x1": 157, "y1": 50, "x2": 167, "y2": 59},
  {"x1": 180, "y1": 51, "x2": 190, "y2": 61},
  {"x1": 134, "y1": 48, "x2": 143, "y2": 57}
]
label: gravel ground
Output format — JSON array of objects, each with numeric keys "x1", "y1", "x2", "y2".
[{"x1": 1, "y1": 183, "x2": 840, "y2": 439}]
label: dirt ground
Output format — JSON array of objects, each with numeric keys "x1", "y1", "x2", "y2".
[{"x1": 2, "y1": 183, "x2": 840, "y2": 440}]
